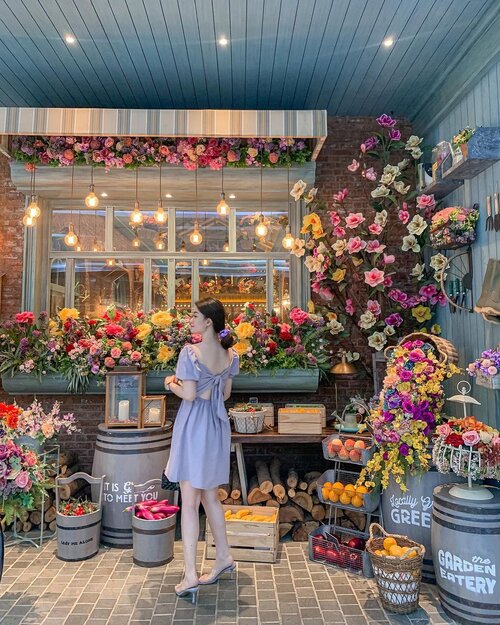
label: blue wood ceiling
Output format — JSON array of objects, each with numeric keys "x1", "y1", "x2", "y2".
[{"x1": 0, "y1": 0, "x2": 498, "y2": 120}]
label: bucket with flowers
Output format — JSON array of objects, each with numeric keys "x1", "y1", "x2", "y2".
[
  {"x1": 467, "y1": 348, "x2": 500, "y2": 390},
  {"x1": 55, "y1": 472, "x2": 104, "y2": 561}
]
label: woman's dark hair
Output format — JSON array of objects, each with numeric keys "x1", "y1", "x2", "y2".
[{"x1": 195, "y1": 298, "x2": 234, "y2": 350}]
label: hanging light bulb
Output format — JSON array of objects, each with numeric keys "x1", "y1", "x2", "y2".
[
  {"x1": 27, "y1": 195, "x2": 41, "y2": 219},
  {"x1": 154, "y1": 201, "x2": 167, "y2": 225},
  {"x1": 180, "y1": 240, "x2": 187, "y2": 253},
  {"x1": 129, "y1": 169, "x2": 143, "y2": 225},
  {"x1": 282, "y1": 224, "x2": 294, "y2": 249},
  {"x1": 22, "y1": 214, "x2": 35, "y2": 227},
  {"x1": 92, "y1": 236, "x2": 100, "y2": 252},
  {"x1": 223, "y1": 238, "x2": 230, "y2": 252},
  {"x1": 201, "y1": 258, "x2": 209, "y2": 266},
  {"x1": 189, "y1": 221, "x2": 203, "y2": 246},
  {"x1": 216, "y1": 167, "x2": 230, "y2": 215},
  {"x1": 64, "y1": 223, "x2": 78, "y2": 247},
  {"x1": 155, "y1": 232, "x2": 166, "y2": 250},
  {"x1": 255, "y1": 214, "x2": 268, "y2": 238},
  {"x1": 85, "y1": 166, "x2": 99, "y2": 208},
  {"x1": 132, "y1": 233, "x2": 141, "y2": 248},
  {"x1": 106, "y1": 258, "x2": 115, "y2": 267},
  {"x1": 76, "y1": 236, "x2": 83, "y2": 252}
]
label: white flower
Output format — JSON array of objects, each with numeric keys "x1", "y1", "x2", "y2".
[
  {"x1": 305, "y1": 239, "x2": 316, "y2": 249},
  {"x1": 411, "y1": 263, "x2": 425, "y2": 281},
  {"x1": 430, "y1": 253, "x2": 447, "y2": 271},
  {"x1": 374, "y1": 210, "x2": 388, "y2": 226},
  {"x1": 398, "y1": 158, "x2": 409, "y2": 170},
  {"x1": 402, "y1": 234, "x2": 421, "y2": 252},
  {"x1": 305, "y1": 255, "x2": 324, "y2": 273},
  {"x1": 368, "y1": 332, "x2": 387, "y2": 351},
  {"x1": 434, "y1": 269, "x2": 447, "y2": 283},
  {"x1": 371, "y1": 185, "x2": 390, "y2": 198},
  {"x1": 383, "y1": 164, "x2": 400, "y2": 177},
  {"x1": 411, "y1": 147, "x2": 423, "y2": 159},
  {"x1": 332, "y1": 239, "x2": 347, "y2": 257},
  {"x1": 479, "y1": 431, "x2": 493, "y2": 444},
  {"x1": 405, "y1": 135, "x2": 423, "y2": 149},
  {"x1": 316, "y1": 241, "x2": 328, "y2": 255},
  {"x1": 290, "y1": 180, "x2": 307, "y2": 201},
  {"x1": 407, "y1": 214, "x2": 428, "y2": 236},
  {"x1": 305, "y1": 187, "x2": 318, "y2": 204},
  {"x1": 381, "y1": 173, "x2": 396, "y2": 186},
  {"x1": 328, "y1": 319, "x2": 344, "y2": 335},
  {"x1": 359, "y1": 311, "x2": 376, "y2": 330},
  {"x1": 393, "y1": 180, "x2": 410, "y2": 194},
  {"x1": 291, "y1": 238, "x2": 306, "y2": 257},
  {"x1": 384, "y1": 325, "x2": 395, "y2": 336}
]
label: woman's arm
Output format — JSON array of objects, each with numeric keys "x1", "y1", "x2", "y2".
[
  {"x1": 223, "y1": 378, "x2": 233, "y2": 402},
  {"x1": 165, "y1": 375, "x2": 197, "y2": 402}
]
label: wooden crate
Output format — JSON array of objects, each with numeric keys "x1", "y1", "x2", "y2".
[
  {"x1": 286, "y1": 403, "x2": 326, "y2": 427},
  {"x1": 278, "y1": 407, "x2": 323, "y2": 435},
  {"x1": 206, "y1": 504, "x2": 279, "y2": 563},
  {"x1": 261, "y1": 403, "x2": 274, "y2": 427}
]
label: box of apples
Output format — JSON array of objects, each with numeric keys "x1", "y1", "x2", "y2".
[
  {"x1": 309, "y1": 525, "x2": 373, "y2": 578},
  {"x1": 322, "y1": 433, "x2": 373, "y2": 465}
]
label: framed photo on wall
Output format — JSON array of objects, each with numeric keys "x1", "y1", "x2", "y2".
[{"x1": 141, "y1": 395, "x2": 166, "y2": 428}]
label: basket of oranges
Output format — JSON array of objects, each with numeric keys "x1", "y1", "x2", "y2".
[
  {"x1": 317, "y1": 469, "x2": 380, "y2": 512},
  {"x1": 366, "y1": 523, "x2": 425, "y2": 614}
]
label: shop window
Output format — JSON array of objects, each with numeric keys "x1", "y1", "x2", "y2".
[
  {"x1": 113, "y1": 209, "x2": 165, "y2": 251},
  {"x1": 50, "y1": 209, "x2": 105, "y2": 252},
  {"x1": 151, "y1": 260, "x2": 169, "y2": 310},
  {"x1": 175, "y1": 260, "x2": 192, "y2": 313},
  {"x1": 175, "y1": 210, "x2": 228, "y2": 253},
  {"x1": 236, "y1": 210, "x2": 287, "y2": 253},
  {"x1": 49, "y1": 259, "x2": 66, "y2": 316},
  {"x1": 273, "y1": 259, "x2": 290, "y2": 318}
]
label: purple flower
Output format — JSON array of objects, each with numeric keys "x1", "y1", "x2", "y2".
[
  {"x1": 399, "y1": 370, "x2": 413, "y2": 381},
  {"x1": 388, "y1": 129, "x2": 401, "y2": 141},
  {"x1": 19, "y1": 338, "x2": 29, "y2": 351},
  {"x1": 362, "y1": 136, "x2": 380, "y2": 151},
  {"x1": 376, "y1": 114, "x2": 397, "y2": 128},
  {"x1": 385, "y1": 313, "x2": 403, "y2": 327},
  {"x1": 399, "y1": 443, "x2": 410, "y2": 456}
]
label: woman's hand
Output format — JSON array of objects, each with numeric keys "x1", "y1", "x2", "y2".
[{"x1": 164, "y1": 375, "x2": 176, "y2": 389}]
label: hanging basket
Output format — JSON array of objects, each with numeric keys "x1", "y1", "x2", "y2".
[
  {"x1": 366, "y1": 523, "x2": 425, "y2": 615},
  {"x1": 384, "y1": 332, "x2": 458, "y2": 366}
]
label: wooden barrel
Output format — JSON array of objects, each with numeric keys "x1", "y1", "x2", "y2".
[
  {"x1": 132, "y1": 513, "x2": 176, "y2": 567},
  {"x1": 92, "y1": 423, "x2": 173, "y2": 547},
  {"x1": 381, "y1": 468, "x2": 465, "y2": 583},
  {"x1": 432, "y1": 484, "x2": 500, "y2": 625}
]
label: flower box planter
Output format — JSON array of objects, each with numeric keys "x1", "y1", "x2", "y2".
[
  {"x1": 476, "y1": 372, "x2": 500, "y2": 390},
  {"x1": 2, "y1": 368, "x2": 320, "y2": 395}
]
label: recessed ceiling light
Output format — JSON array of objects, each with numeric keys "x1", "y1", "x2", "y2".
[
  {"x1": 218, "y1": 36, "x2": 229, "y2": 47},
  {"x1": 165, "y1": 193, "x2": 173, "y2": 198},
  {"x1": 65, "y1": 34, "x2": 76, "y2": 45},
  {"x1": 101, "y1": 192, "x2": 108, "y2": 198},
  {"x1": 229, "y1": 193, "x2": 236, "y2": 199},
  {"x1": 382, "y1": 36, "x2": 394, "y2": 48}
]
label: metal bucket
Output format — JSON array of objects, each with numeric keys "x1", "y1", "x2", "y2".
[
  {"x1": 432, "y1": 484, "x2": 500, "y2": 625},
  {"x1": 92, "y1": 422, "x2": 173, "y2": 547},
  {"x1": 132, "y1": 479, "x2": 178, "y2": 567},
  {"x1": 55, "y1": 472, "x2": 104, "y2": 562}
]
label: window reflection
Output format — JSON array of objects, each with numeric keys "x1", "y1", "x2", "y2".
[
  {"x1": 175, "y1": 260, "x2": 192, "y2": 313},
  {"x1": 113, "y1": 210, "x2": 167, "y2": 251},
  {"x1": 152, "y1": 261, "x2": 168, "y2": 310},
  {"x1": 237, "y1": 210, "x2": 287, "y2": 252},
  {"x1": 49, "y1": 259, "x2": 66, "y2": 316},
  {"x1": 273, "y1": 260, "x2": 290, "y2": 318},
  {"x1": 176, "y1": 210, "x2": 227, "y2": 252},
  {"x1": 51, "y1": 209, "x2": 105, "y2": 252}
]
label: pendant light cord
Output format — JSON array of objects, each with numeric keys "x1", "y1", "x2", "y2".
[
  {"x1": 195, "y1": 166, "x2": 198, "y2": 225},
  {"x1": 135, "y1": 167, "x2": 138, "y2": 204},
  {"x1": 159, "y1": 162, "x2": 162, "y2": 201},
  {"x1": 260, "y1": 146, "x2": 263, "y2": 218},
  {"x1": 70, "y1": 163, "x2": 74, "y2": 226}
]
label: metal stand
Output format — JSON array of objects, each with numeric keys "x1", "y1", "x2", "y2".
[{"x1": 6, "y1": 443, "x2": 60, "y2": 549}]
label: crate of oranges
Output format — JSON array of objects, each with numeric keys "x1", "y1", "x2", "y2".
[
  {"x1": 317, "y1": 469, "x2": 380, "y2": 513},
  {"x1": 322, "y1": 433, "x2": 373, "y2": 465},
  {"x1": 366, "y1": 523, "x2": 425, "y2": 615}
]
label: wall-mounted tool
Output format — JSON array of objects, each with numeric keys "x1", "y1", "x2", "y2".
[
  {"x1": 494, "y1": 191, "x2": 500, "y2": 232},
  {"x1": 486, "y1": 195, "x2": 494, "y2": 231}
]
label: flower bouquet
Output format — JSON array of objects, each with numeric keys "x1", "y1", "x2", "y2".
[
  {"x1": 357, "y1": 338, "x2": 460, "y2": 491},
  {"x1": 429, "y1": 205, "x2": 479, "y2": 249},
  {"x1": 59, "y1": 498, "x2": 99, "y2": 516},
  {"x1": 432, "y1": 416, "x2": 500, "y2": 499},
  {"x1": 467, "y1": 348, "x2": 500, "y2": 390},
  {"x1": 5, "y1": 399, "x2": 78, "y2": 445}
]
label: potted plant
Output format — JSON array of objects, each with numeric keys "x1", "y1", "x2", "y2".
[
  {"x1": 452, "y1": 126, "x2": 475, "y2": 161},
  {"x1": 467, "y1": 348, "x2": 500, "y2": 390}
]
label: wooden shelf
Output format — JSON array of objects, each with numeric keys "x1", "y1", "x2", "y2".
[
  {"x1": 421, "y1": 177, "x2": 463, "y2": 200},
  {"x1": 442, "y1": 157, "x2": 498, "y2": 181}
]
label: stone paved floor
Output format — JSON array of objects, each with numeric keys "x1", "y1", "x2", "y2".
[{"x1": 0, "y1": 539, "x2": 457, "y2": 625}]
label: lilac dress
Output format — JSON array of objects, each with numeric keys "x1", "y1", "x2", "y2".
[{"x1": 165, "y1": 345, "x2": 240, "y2": 489}]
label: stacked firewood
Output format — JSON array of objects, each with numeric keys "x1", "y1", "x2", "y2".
[
  {"x1": 1, "y1": 450, "x2": 84, "y2": 534},
  {"x1": 218, "y1": 458, "x2": 332, "y2": 541}
]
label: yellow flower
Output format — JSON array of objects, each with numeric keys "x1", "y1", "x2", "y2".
[
  {"x1": 136, "y1": 323, "x2": 152, "y2": 340},
  {"x1": 431, "y1": 324, "x2": 441, "y2": 335},
  {"x1": 307, "y1": 300, "x2": 315, "y2": 313},
  {"x1": 234, "y1": 322, "x2": 255, "y2": 340},
  {"x1": 397, "y1": 382, "x2": 411, "y2": 393},
  {"x1": 331, "y1": 268, "x2": 346, "y2": 283},
  {"x1": 48, "y1": 319, "x2": 61, "y2": 336},
  {"x1": 300, "y1": 213, "x2": 324, "y2": 239},
  {"x1": 151, "y1": 311, "x2": 174, "y2": 328},
  {"x1": 233, "y1": 341, "x2": 250, "y2": 357},
  {"x1": 58, "y1": 308, "x2": 79, "y2": 322},
  {"x1": 411, "y1": 305, "x2": 432, "y2": 323},
  {"x1": 157, "y1": 344, "x2": 176, "y2": 363}
]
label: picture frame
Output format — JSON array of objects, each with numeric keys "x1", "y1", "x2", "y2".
[
  {"x1": 105, "y1": 368, "x2": 145, "y2": 428},
  {"x1": 141, "y1": 395, "x2": 166, "y2": 428}
]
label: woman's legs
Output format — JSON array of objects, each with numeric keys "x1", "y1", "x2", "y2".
[
  {"x1": 176, "y1": 480, "x2": 202, "y2": 593},
  {"x1": 199, "y1": 487, "x2": 233, "y2": 582}
]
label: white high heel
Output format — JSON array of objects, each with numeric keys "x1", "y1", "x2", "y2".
[
  {"x1": 175, "y1": 585, "x2": 199, "y2": 604},
  {"x1": 198, "y1": 562, "x2": 236, "y2": 585}
]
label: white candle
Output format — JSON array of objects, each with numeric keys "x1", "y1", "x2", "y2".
[
  {"x1": 148, "y1": 407, "x2": 160, "y2": 423},
  {"x1": 118, "y1": 400, "x2": 130, "y2": 421}
]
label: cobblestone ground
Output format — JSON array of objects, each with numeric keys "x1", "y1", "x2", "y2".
[{"x1": 0, "y1": 540, "x2": 457, "y2": 625}]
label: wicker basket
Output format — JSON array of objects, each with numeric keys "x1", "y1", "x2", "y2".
[
  {"x1": 384, "y1": 332, "x2": 458, "y2": 365},
  {"x1": 229, "y1": 409, "x2": 266, "y2": 434},
  {"x1": 366, "y1": 523, "x2": 425, "y2": 615}
]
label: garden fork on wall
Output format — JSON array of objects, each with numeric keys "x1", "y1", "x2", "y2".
[
  {"x1": 494, "y1": 191, "x2": 500, "y2": 232},
  {"x1": 486, "y1": 195, "x2": 494, "y2": 231}
]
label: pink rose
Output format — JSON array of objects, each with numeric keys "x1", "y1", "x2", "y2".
[
  {"x1": 227, "y1": 149, "x2": 238, "y2": 162},
  {"x1": 362, "y1": 167, "x2": 377, "y2": 181},
  {"x1": 462, "y1": 430, "x2": 480, "y2": 447},
  {"x1": 492, "y1": 436, "x2": 500, "y2": 446},
  {"x1": 347, "y1": 159, "x2": 360, "y2": 172},
  {"x1": 367, "y1": 300, "x2": 381, "y2": 316},
  {"x1": 364, "y1": 268, "x2": 385, "y2": 287},
  {"x1": 416, "y1": 194, "x2": 436, "y2": 211},
  {"x1": 289, "y1": 308, "x2": 309, "y2": 326},
  {"x1": 333, "y1": 188, "x2": 349, "y2": 203},
  {"x1": 329, "y1": 211, "x2": 341, "y2": 227},
  {"x1": 347, "y1": 236, "x2": 366, "y2": 254},
  {"x1": 488, "y1": 366, "x2": 498, "y2": 375},
  {"x1": 368, "y1": 223, "x2": 383, "y2": 235},
  {"x1": 110, "y1": 347, "x2": 122, "y2": 359},
  {"x1": 437, "y1": 423, "x2": 451, "y2": 437},
  {"x1": 104, "y1": 137, "x2": 114, "y2": 148},
  {"x1": 63, "y1": 149, "x2": 74, "y2": 161},
  {"x1": 130, "y1": 351, "x2": 142, "y2": 362},
  {"x1": 15, "y1": 312, "x2": 35, "y2": 324},
  {"x1": 333, "y1": 226, "x2": 346, "y2": 237},
  {"x1": 122, "y1": 153, "x2": 133, "y2": 164},
  {"x1": 366, "y1": 240, "x2": 386, "y2": 254},
  {"x1": 345, "y1": 212, "x2": 365, "y2": 229},
  {"x1": 269, "y1": 152, "x2": 279, "y2": 164},
  {"x1": 398, "y1": 210, "x2": 410, "y2": 224},
  {"x1": 383, "y1": 254, "x2": 395, "y2": 264},
  {"x1": 15, "y1": 471, "x2": 29, "y2": 489},
  {"x1": 122, "y1": 342, "x2": 132, "y2": 351},
  {"x1": 104, "y1": 357, "x2": 115, "y2": 368}
]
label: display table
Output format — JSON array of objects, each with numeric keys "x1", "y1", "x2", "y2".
[{"x1": 231, "y1": 427, "x2": 336, "y2": 504}]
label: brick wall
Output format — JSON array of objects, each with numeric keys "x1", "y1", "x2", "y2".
[{"x1": 0, "y1": 117, "x2": 415, "y2": 473}]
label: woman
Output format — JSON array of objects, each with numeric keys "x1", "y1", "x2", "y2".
[{"x1": 164, "y1": 298, "x2": 239, "y2": 602}]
